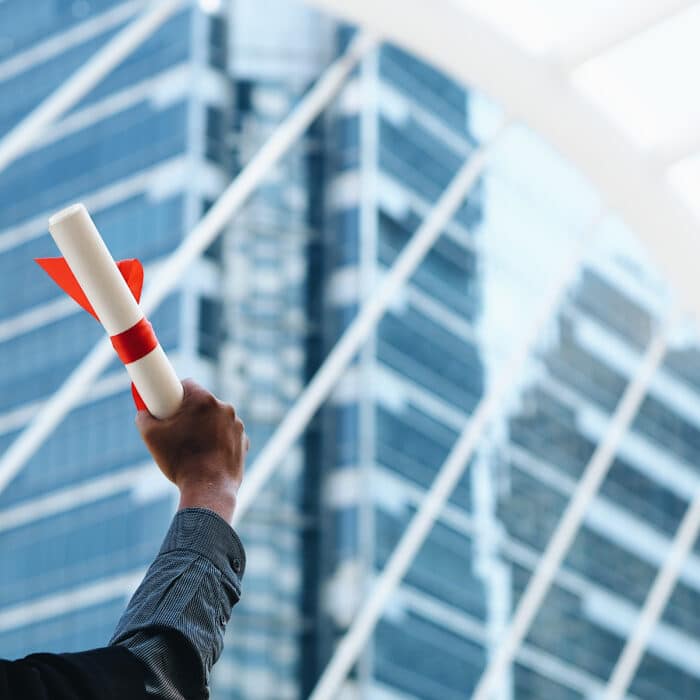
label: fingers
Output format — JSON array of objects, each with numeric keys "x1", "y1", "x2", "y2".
[
  {"x1": 136, "y1": 378, "x2": 248, "y2": 456},
  {"x1": 135, "y1": 379, "x2": 204, "y2": 427}
]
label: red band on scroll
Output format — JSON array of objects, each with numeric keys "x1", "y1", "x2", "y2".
[
  {"x1": 110, "y1": 317, "x2": 158, "y2": 365},
  {"x1": 36, "y1": 256, "x2": 152, "y2": 411}
]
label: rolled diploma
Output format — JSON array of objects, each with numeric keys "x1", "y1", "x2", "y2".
[{"x1": 48, "y1": 203, "x2": 184, "y2": 419}]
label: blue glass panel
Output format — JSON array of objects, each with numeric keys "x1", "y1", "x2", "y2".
[
  {"x1": 328, "y1": 404, "x2": 359, "y2": 468},
  {"x1": 198, "y1": 296, "x2": 222, "y2": 360},
  {"x1": 0, "y1": 101, "x2": 188, "y2": 229},
  {"x1": 514, "y1": 664, "x2": 584, "y2": 700},
  {"x1": 514, "y1": 565, "x2": 625, "y2": 679},
  {"x1": 379, "y1": 44, "x2": 469, "y2": 132},
  {"x1": 0, "y1": 494, "x2": 172, "y2": 608},
  {"x1": 0, "y1": 26, "x2": 120, "y2": 138},
  {"x1": 330, "y1": 506, "x2": 358, "y2": 562},
  {"x1": 0, "y1": 1, "x2": 125, "y2": 60},
  {"x1": 330, "y1": 303, "x2": 359, "y2": 339},
  {"x1": 375, "y1": 507, "x2": 486, "y2": 618},
  {"x1": 0, "y1": 10, "x2": 193, "y2": 138},
  {"x1": 0, "y1": 294, "x2": 180, "y2": 412},
  {"x1": 329, "y1": 208, "x2": 360, "y2": 267},
  {"x1": 378, "y1": 209, "x2": 480, "y2": 319},
  {"x1": 375, "y1": 613, "x2": 484, "y2": 699},
  {"x1": 0, "y1": 389, "x2": 151, "y2": 507},
  {"x1": 0, "y1": 598, "x2": 127, "y2": 659},
  {"x1": 379, "y1": 117, "x2": 461, "y2": 201},
  {"x1": 76, "y1": 10, "x2": 193, "y2": 110},
  {"x1": 508, "y1": 385, "x2": 689, "y2": 535},
  {"x1": 330, "y1": 115, "x2": 360, "y2": 173},
  {"x1": 632, "y1": 650, "x2": 700, "y2": 700},
  {"x1": 208, "y1": 14, "x2": 227, "y2": 70},
  {"x1": 573, "y1": 269, "x2": 652, "y2": 350},
  {"x1": 375, "y1": 403, "x2": 472, "y2": 507},
  {"x1": 544, "y1": 317, "x2": 627, "y2": 412},
  {"x1": 665, "y1": 345, "x2": 700, "y2": 393},
  {"x1": 377, "y1": 308, "x2": 483, "y2": 412}
]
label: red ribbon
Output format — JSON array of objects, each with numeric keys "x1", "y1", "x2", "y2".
[
  {"x1": 110, "y1": 317, "x2": 158, "y2": 365},
  {"x1": 35, "y1": 256, "x2": 154, "y2": 411}
]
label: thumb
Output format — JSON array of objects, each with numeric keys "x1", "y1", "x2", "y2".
[{"x1": 135, "y1": 409, "x2": 156, "y2": 435}]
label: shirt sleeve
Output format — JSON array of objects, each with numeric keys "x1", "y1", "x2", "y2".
[{"x1": 109, "y1": 507, "x2": 246, "y2": 700}]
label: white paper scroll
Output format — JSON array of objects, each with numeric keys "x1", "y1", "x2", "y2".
[{"x1": 48, "y1": 203, "x2": 183, "y2": 418}]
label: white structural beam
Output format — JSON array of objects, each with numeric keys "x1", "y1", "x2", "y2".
[
  {"x1": 306, "y1": 0, "x2": 700, "y2": 332},
  {"x1": 556, "y1": 0, "x2": 697, "y2": 68},
  {"x1": 0, "y1": 569, "x2": 144, "y2": 634},
  {"x1": 603, "y1": 489, "x2": 700, "y2": 699},
  {"x1": 233, "y1": 128, "x2": 503, "y2": 526},
  {"x1": 655, "y1": 132, "x2": 700, "y2": 166},
  {"x1": 0, "y1": 0, "x2": 185, "y2": 176},
  {"x1": 0, "y1": 462, "x2": 153, "y2": 533},
  {"x1": 470, "y1": 328, "x2": 670, "y2": 700},
  {"x1": 0, "y1": 32, "x2": 377, "y2": 498},
  {"x1": 0, "y1": 1, "x2": 144, "y2": 83},
  {"x1": 308, "y1": 233, "x2": 589, "y2": 700}
]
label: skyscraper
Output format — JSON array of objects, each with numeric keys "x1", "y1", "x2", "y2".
[
  {"x1": 209, "y1": 3, "x2": 335, "y2": 696},
  {"x1": 499, "y1": 250, "x2": 700, "y2": 700},
  {"x1": 312, "y1": 37, "x2": 486, "y2": 700},
  {"x1": 205, "y1": 7, "x2": 487, "y2": 698}
]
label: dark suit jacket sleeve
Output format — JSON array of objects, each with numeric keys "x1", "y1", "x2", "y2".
[{"x1": 0, "y1": 645, "x2": 147, "y2": 700}]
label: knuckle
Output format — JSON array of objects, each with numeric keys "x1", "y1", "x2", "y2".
[
  {"x1": 193, "y1": 391, "x2": 217, "y2": 412},
  {"x1": 181, "y1": 378, "x2": 199, "y2": 401}
]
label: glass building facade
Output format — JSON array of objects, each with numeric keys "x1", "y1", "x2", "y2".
[
  {"x1": 0, "y1": 0, "x2": 233, "y2": 661},
  {"x1": 3, "y1": 2, "x2": 700, "y2": 700},
  {"x1": 499, "y1": 255, "x2": 700, "y2": 700},
  {"x1": 312, "y1": 37, "x2": 487, "y2": 700}
]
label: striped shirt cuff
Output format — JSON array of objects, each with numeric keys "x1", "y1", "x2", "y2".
[{"x1": 159, "y1": 508, "x2": 246, "y2": 586}]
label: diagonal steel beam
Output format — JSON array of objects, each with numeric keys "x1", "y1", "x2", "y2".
[
  {"x1": 308, "y1": 234, "x2": 589, "y2": 700},
  {"x1": 0, "y1": 0, "x2": 185, "y2": 175},
  {"x1": 232, "y1": 125, "x2": 506, "y2": 527},
  {"x1": 471, "y1": 325, "x2": 671, "y2": 700},
  {"x1": 307, "y1": 0, "x2": 700, "y2": 333},
  {"x1": 603, "y1": 485, "x2": 700, "y2": 699}
]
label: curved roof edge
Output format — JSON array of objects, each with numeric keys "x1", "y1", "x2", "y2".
[{"x1": 308, "y1": 0, "x2": 700, "y2": 322}]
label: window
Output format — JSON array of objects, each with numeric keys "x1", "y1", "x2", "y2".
[{"x1": 198, "y1": 296, "x2": 222, "y2": 360}]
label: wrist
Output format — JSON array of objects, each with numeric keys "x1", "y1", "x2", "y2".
[{"x1": 177, "y1": 476, "x2": 238, "y2": 523}]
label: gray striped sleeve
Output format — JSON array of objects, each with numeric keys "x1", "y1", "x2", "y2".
[{"x1": 109, "y1": 508, "x2": 246, "y2": 700}]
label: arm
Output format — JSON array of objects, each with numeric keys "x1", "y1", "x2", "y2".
[
  {"x1": 110, "y1": 380, "x2": 249, "y2": 700},
  {"x1": 0, "y1": 381, "x2": 246, "y2": 700}
]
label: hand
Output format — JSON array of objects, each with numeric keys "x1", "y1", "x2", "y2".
[{"x1": 135, "y1": 379, "x2": 249, "y2": 522}]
